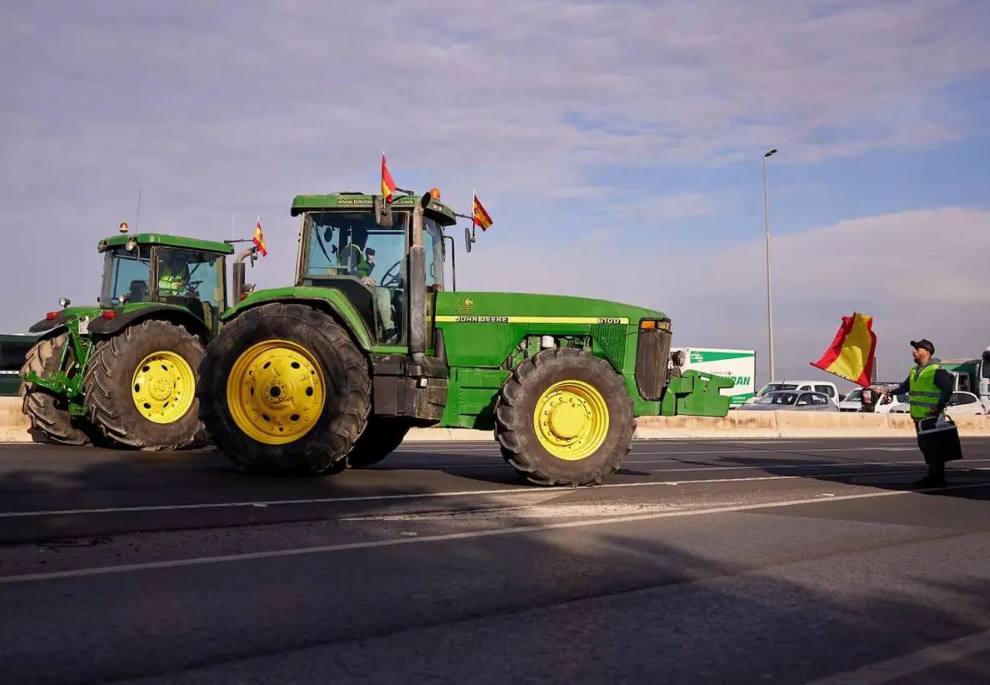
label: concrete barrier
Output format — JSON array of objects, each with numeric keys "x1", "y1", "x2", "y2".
[
  {"x1": 0, "y1": 396, "x2": 30, "y2": 443},
  {"x1": 2, "y1": 395, "x2": 988, "y2": 443}
]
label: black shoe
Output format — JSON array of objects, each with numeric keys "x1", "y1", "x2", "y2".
[{"x1": 913, "y1": 474, "x2": 947, "y2": 487}]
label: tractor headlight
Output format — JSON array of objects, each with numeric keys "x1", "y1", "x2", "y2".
[{"x1": 59, "y1": 297, "x2": 70, "y2": 308}]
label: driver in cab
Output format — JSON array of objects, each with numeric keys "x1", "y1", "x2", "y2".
[
  {"x1": 158, "y1": 252, "x2": 190, "y2": 297},
  {"x1": 346, "y1": 245, "x2": 398, "y2": 343}
]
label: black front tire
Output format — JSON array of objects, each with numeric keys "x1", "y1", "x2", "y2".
[
  {"x1": 84, "y1": 320, "x2": 206, "y2": 450},
  {"x1": 495, "y1": 348, "x2": 634, "y2": 486},
  {"x1": 199, "y1": 303, "x2": 371, "y2": 475},
  {"x1": 19, "y1": 334, "x2": 92, "y2": 446}
]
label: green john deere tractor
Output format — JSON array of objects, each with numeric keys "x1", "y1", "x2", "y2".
[
  {"x1": 21, "y1": 233, "x2": 235, "y2": 449},
  {"x1": 199, "y1": 190, "x2": 732, "y2": 486}
]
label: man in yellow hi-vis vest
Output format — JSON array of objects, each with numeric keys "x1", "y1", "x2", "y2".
[
  {"x1": 158, "y1": 253, "x2": 190, "y2": 297},
  {"x1": 872, "y1": 339, "x2": 954, "y2": 486}
]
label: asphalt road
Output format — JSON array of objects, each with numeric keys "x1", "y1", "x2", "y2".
[{"x1": 1, "y1": 436, "x2": 989, "y2": 684}]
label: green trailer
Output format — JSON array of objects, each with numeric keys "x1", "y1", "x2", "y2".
[
  {"x1": 21, "y1": 232, "x2": 235, "y2": 449},
  {"x1": 199, "y1": 190, "x2": 729, "y2": 485}
]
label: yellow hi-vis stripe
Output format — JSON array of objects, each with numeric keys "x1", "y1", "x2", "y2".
[{"x1": 434, "y1": 316, "x2": 630, "y2": 325}]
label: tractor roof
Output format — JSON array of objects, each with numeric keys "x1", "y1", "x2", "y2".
[
  {"x1": 98, "y1": 233, "x2": 235, "y2": 254},
  {"x1": 290, "y1": 192, "x2": 458, "y2": 227}
]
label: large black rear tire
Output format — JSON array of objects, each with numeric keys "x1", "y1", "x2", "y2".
[
  {"x1": 19, "y1": 334, "x2": 91, "y2": 446},
  {"x1": 199, "y1": 303, "x2": 371, "y2": 475},
  {"x1": 495, "y1": 348, "x2": 634, "y2": 486},
  {"x1": 84, "y1": 320, "x2": 206, "y2": 450},
  {"x1": 346, "y1": 418, "x2": 411, "y2": 468}
]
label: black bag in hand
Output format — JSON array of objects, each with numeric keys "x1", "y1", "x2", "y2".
[{"x1": 916, "y1": 415, "x2": 963, "y2": 464}]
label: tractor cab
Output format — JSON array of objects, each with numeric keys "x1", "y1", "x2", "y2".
[
  {"x1": 98, "y1": 234, "x2": 234, "y2": 333},
  {"x1": 290, "y1": 192, "x2": 454, "y2": 345}
]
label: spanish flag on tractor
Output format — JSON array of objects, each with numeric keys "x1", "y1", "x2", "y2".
[
  {"x1": 472, "y1": 193, "x2": 493, "y2": 231},
  {"x1": 811, "y1": 312, "x2": 877, "y2": 386},
  {"x1": 381, "y1": 153, "x2": 397, "y2": 204},
  {"x1": 252, "y1": 220, "x2": 268, "y2": 257}
]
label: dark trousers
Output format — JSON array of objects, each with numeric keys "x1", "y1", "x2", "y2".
[{"x1": 914, "y1": 419, "x2": 946, "y2": 476}]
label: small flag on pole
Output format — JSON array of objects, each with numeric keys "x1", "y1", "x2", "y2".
[
  {"x1": 472, "y1": 193, "x2": 493, "y2": 231},
  {"x1": 811, "y1": 312, "x2": 877, "y2": 386},
  {"x1": 381, "y1": 153, "x2": 397, "y2": 204},
  {"x1": 252, "y1": 219, "x2": 268, "y2": 257}
]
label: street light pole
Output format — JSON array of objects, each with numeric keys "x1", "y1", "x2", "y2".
[{"x1": 763, "y1": 148, "x2": 777, "y2": 384}]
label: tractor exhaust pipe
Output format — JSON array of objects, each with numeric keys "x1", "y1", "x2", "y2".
[
  {"x1": 408, "y1": 196, "x2": 428, "y2": 364},
  {"x1": 232, "y1": 245, "x2": 257, "y2": 303}
]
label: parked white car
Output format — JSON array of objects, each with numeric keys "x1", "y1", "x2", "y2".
[
  {"x1": 738, "y1": 391, "x2": 838, "y2": 412},
  {"x1": 839, "y1": 387, "x2": 909, "y2": 414},
  {"x1": 888, "y1": 391, "x2": 986, "y2": 417},
  {"x1": 749, "y1": 380, "x2": 840, "y2": 407}
]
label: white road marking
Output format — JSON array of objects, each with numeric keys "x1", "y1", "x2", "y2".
[
  {"x1": 381, "y1": 457, "x2": 990, "y2": 472},
  {"x1": 394, "y1": 446, "x2": 922, "y2": 457},
  {"x1": 2, "y1": 480, "x2": 988, "y2": 585},
  {"x1": 0, "y1": 465, "x2": 986, "y2": 521},
  {"x1": 805, "y1": 628, "x2": 990, "y2": 684}
]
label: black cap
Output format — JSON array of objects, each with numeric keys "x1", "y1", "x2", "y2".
[
  {"x1": 910, "y1": 339, "x2": 935, "y2": 354},
  {"x1": 365, "y1": 247, "x2": 375, "y2": 256}
]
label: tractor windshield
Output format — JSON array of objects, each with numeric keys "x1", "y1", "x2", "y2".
[
  {"x1": 303, "y1": 212, "x2": 407, "y2": 282},
  {"x1": 102, "y1": 247, "x2": 152, "y2": 304},
  {"x1": 154, "y1": 248, "x2": 226, "y2": 311},
  {"x1": 302, "y1": 211, "x2": 409, "y2": 343}
]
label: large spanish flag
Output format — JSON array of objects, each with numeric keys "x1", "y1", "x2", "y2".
[
  {"x1": 472, "y1": 193, "x2": 493, "y2": 231},
  {"x1": 381, "y1": 153, "x2": 397, "y2": 203},
  {"x1": 811, "y1": 312, "x2": 877, "y2": 386}
]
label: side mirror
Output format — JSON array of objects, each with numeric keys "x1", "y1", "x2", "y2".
[{"x1": 464, "y1": 226, "x2": 472, "y2": 253}]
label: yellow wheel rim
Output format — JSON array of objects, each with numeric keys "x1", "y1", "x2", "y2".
[
  {"x1": 532, "y1": 379, "x2": 610, "y2": 460},
  {"x1": 131, "y1": 350, "x2": 196, "y2": 424},
  {"x1": 226, "y1": 340, "x2": 325, "y2": 445}
]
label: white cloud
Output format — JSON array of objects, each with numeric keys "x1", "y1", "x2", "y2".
[{"x1": 622, "y1": 193, "x2": 716, "y2": 219}]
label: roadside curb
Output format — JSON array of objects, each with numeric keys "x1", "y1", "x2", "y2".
[{"x1": 1, "y1": 396, "x2": 988, "y2": 444}]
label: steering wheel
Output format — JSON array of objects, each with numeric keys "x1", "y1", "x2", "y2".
[
  {"x1": 183, "y1": 280, "x2": 203, "y2": 296},
  {"x1": 381, "y1": 260, "x2": 402, "y2": 288}
]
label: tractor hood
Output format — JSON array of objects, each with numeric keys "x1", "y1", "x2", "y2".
[
  {"x1": 435, "y1": 291, "x2": 667, "y2": 325},
  {"x1": 434, "y1": 291, "x2": 669, "y2": 370}
]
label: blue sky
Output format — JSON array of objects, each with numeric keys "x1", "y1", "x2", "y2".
[{"x1": 1, "y1": 0, "x2": 988, "y2": 385}]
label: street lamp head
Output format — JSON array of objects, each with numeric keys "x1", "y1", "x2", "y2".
[{"x1": 764, "y1": 148, "x2": 777, "y2": 158}]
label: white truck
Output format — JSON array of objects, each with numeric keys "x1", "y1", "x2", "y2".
[{"x1": 674, "y1": 347, "x2": 755, "y2": 408}]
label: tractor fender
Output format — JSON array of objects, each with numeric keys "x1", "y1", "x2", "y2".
[
  {"x1": 87, "y1": 304, "x2": 212, "y2": 341},
  {"x1": 28, "y1": 315, "x2": 66, "y2": 336},
  {"x1": 222, "y1": 294, "x2": 374, "y2": 351}
]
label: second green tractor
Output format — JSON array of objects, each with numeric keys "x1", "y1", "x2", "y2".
[{"x1": 21, "y1": 233, "x2": 235, "y2": 449}]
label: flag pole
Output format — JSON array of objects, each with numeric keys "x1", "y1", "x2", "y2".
[{"x1": 471, "y1": 189, "x2": 477, "y2": 241}]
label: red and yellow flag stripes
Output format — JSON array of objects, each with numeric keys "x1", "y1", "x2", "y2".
[
  {"x1": 381, "y1": 153, "x2": 397, "y2": 203},
  {"x1": 252, "y1": 220, "x2": 268, "y2": 257},
  {"x1": 472, "y1": 194, "x2": 493, "y2": 231},
  {"x1": 811, "y1": 312, "x2": 877, "y2": 386}
]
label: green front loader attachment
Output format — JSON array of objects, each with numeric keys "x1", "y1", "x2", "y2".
[{"x1": 660, "y1": 370, "x2": 734, "y2": 417}]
